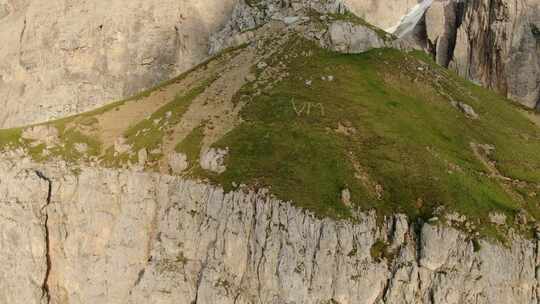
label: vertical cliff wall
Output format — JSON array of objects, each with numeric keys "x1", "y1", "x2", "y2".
[
  {"x1": 426, "y1": 0, "x2": 540, "y2": 109},
  {"x1": 0, "y1": 0, "x2": 237, "y2": 128},
  {"x1": 1, "y1": 158, "x2": 539, "y2": 304}
]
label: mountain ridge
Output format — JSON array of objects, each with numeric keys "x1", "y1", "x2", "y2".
[{"x1": 1, "y1": 8, "x2": 539, "y2": 239}]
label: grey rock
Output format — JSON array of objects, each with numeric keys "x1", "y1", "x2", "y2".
[
  {"x1": 341, "y1": 188, "x2": 352, "y2": 206},
  {"x1": 200, "y1": 147, "x2": 228, "y2": 174},
  {"x1": 74, "y1": 142, "x2": 89, "y2": 154},
  {"x1": 167, "y1": 152, "x2": 189, "y2": 174},
  {"x1": 327, "y1": 20, "x2": 386, "y2": 53},
  {"x1": 426, "y1": 0, "x2": 540, "y2": 109},
  {"x1": 490, "y1": 212, "x2": 507, "y2": 225},
  {"x1": 113, "y1": 137, "x2": 132, "y2": 154},
  {"x1": 453, "y1": 101, "x2": 479, "y2": 119},
  {"x1": 0, "y1": 158, "x2": 538, "y2": 303},
  {"x1": 21, "y1": 125, "x2": 60, "y2": 147},
  {"x1": 137, "y1": 148, "x2": 148, "y2": 167}
]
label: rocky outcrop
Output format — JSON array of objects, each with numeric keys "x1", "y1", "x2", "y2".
[
  {"x1": 327, "y1": 21, "x2": 386, "y2": 53},
  {"x1": 0, "y1": 0, "x2": 238, "y2": 128},
  {"x1": 1, "y1": 158, "x2": 539, "y2": 303},
  {"x1": 209, "y1": 0, "x2": 350, "y2": 55},
  {"x1": 209, "y1": 0, "x2": 406, "y2": 58}
]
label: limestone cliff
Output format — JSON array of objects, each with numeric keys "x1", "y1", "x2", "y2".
[
  {"x1": 0, "y1": 0, "x2": 237, "y2": 128},
  {"x1": 1, "y1": 158, "x2": 539, "y2": 303},
  {"x1": 425, "y1": 0, "x2": 540, "y2": 109}
]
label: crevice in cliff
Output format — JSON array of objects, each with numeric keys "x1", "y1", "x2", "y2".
[
  {"x1": 308, "y1": 222, "x2": 324, "y2": 291},
  {"x1": 192, "y1": 238, "x2": 216, "y2": 304},
  {"x1": 35, "y1": 170, "x2": 52, "y2": 304},
  {"x1": 413, "y1": 220, "x2": 422, "y2": 264},
  {"x1": 19, "y1": 17, "x2": 27, "y2": 49},
  {"x1": 432, "y1": 2, "x2": 465, "y2": 68},
  {"x1": 255, "y1": 202, "x2": 273, "y2": 303},
  {"x1": 377, "y1": 271, "x2": 394, "y2": 303}
]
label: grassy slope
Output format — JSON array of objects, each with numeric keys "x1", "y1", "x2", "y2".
[
  {"x1": 1, "y1": 34, "x2": 539, "y2": 239},
  {"x1": 208, "y1": 37, "x2": 540, "y2": 236},
  {"x1": 0, "y1": 46, "x2": 236, "y2": 164}
]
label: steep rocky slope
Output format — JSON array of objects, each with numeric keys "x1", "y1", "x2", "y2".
[
  {"x1": 425, "y1": 0, "x2": 540, "y2": 109},
  {"x1": 2, "y1": 6, "x2": 540, "y2": 232},
  {"x1": 1, "y1": 158, "x2": 538, "y2": 303}
]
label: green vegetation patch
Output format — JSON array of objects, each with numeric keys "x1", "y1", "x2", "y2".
[
  {"x1": 0, "y1": 128, "x2": 23, "y2": 151},
  {"x1": 370, "y1": 239, "x2": 392, "y2": 262},
  {"x1": 206, "y1": 36, "x2": 540, "y2": 232},
  {"x1": 175, "y1": 124, "x2": 206, "y2": 168}
]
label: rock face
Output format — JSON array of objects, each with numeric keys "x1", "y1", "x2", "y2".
[
  {"x1": 346, "y1": 0, "x2": 540, "y2": 109},
  {"x1": 209, "y1": 0, "x2": 351, "y2": 55},
  {"x1": 0, "y1": 0, "x2": 237, "y2": 128},
  {"x1": 425, "y1": 0, "x2": 540, "y2": 109},
  {"x1": 1, "y1": 158, "x2": 539, "y2": 304},
  {"x1": 209, "y1": 0, "x2": 407, "y2": 58},
  {"x1": 328, "y1": 21, "x2": 386, "y2": 53}
]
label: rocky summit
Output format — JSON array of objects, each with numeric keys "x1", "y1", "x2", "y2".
[{"x1": 0, "y1": 0, "x2": 540, "y2": 303}]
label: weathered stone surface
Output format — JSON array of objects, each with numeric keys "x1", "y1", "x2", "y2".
[
  {"x1": 0, "y1": 0, "x2": 237, "y2": 128},
  {"x1": 167, "y1": 152, "x2": 188, "y2": 174},
  {"x1": 22, "y1": 125, "x2": 60, "y2": 147},
  {"x1": 0, "y1": 158, "x2": 539, "y2": 303},
  {"x1": 452, "y1": 101, "x2": 479, "y2": 119},
  {"x1": 425, "y1": 0, "x2": 540, "y2": 109},
  {"x1": 137, "y1": 148, "x2": 148, "y2": 166},
  {"x1": 0, "y1": 162, "x2": 49, "y2": 304},
  {"x1": 200, "y1": 147, "x2": 228, "y2": 174},
  {"x1": 327, "y1": 20, "x2": 386, "y2": 53}
]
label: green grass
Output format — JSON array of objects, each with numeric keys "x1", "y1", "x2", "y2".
[
  {"x1": 175, "y1": 124, "x2": 205, "y2": 168},
  {"x1": 55, "y1": 127, "x2": 101, "y2": 162},
  {"x1": 2, "y1": 32, "x2": 540, "y2": 240},
  {"x1": 0, "y1": 128, "x2": 23, "y2": 150},
  {"x1": 204, "y1": 37, "x2": 540, "y2": 233}
]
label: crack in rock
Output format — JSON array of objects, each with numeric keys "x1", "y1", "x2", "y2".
[{"x1": 35, "y1": 170, "x2": 52, "y2": 304}]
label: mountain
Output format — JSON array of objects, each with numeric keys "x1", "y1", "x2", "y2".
[
  {"x1": 1, "y1": 0, "x2": 540, "y2": 303},
  {"x1": 0, "y1": 0, "x2": 539, "y2": 129}
]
